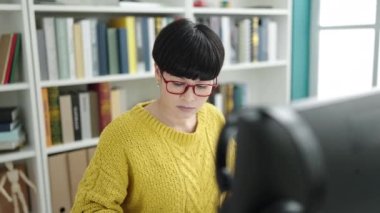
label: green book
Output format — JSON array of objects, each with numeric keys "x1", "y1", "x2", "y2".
[
  {"x1": 107, "y1": 28, "x2": 119, "y2": 75},
  {"x1": 48, "y1": 87, "x2": 62, "y2": 144},
  {"x1": 55, "y1": 18, "x2": 70, "y2": 79},
  {"x1": 10, "y1": 33, "x2": 21, "y2": 83}
]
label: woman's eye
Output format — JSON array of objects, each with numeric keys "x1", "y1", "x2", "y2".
[
  {"x1": 172, "y1": 82, "x2": 186, "y2": 87},
  {"x1": 196, "y1": 85, "x2": 208, "y2": 90}
]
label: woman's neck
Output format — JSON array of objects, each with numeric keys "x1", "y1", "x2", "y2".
[{"x1": 145, "y1": 101, "x2": 197, "y2": 133}]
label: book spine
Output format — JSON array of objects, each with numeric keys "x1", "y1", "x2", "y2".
[
  {"x1": 42, "y1": 88, "x2": 53, "y2": 147},
  {"x1": 71, "y1": 92, "x2": 82, "y2": 141},
  {"x1": 48, "y1": 87, "x2": 62, "y2": 144}
]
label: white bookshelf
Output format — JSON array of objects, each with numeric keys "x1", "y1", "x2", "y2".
[
  {"x1": 46, "y1": 138, "x2": 98, "y2": 155},
  {"x1": 0, "y1": 3, "x2": 22, "y2": 11},
  {"x1": 0, "y1": 147, "x2": 36, "y2": 163},
  {"x1": 0, "y1": 0, "x2": 46, "y2": 212},
  {"x1": 0, "y1": 83, "x2": 29, "y2": 92},
  {"x1": 40, "y1": 72, "x2": 155, "y2": 88},
  {"x1": 193, "y1": 7, "x2": 289, "y2": 16},
  {"x1": 32, "y1": 4, "x2": 185, "y2": 14},
  {"x1": 16, "y1": 0, "x2": 293, "y2": 212}
]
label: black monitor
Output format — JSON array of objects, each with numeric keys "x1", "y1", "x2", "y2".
[{"x1": 216, "y1": 89, "x2": 380, "y2": 213}]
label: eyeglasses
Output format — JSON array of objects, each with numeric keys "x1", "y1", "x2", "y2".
[{"x1": 161, "y1": 73, "x2": 218, "y2": 97}]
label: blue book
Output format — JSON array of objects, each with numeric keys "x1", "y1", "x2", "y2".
[
  {"x1": 96, "y1": 21, "x2": 109, "y2": 76},
  {"x1": 141, "y1": 17, "x2": 151, "y2": 72},
  {"x1": 0, "y1": 120, "x2": 19, "y2": 132},
  {"x1": 0, "y1": 124, "x2": 23, "y2": 142},
  {"x1": 117, "y1": 28, "x2": 129, "y2": 74}
]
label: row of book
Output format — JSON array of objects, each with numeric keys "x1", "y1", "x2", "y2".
[
  {"x1": 209, "y1": 83, "x2": 247, "y2": 116},
  {"x1": 0, "y1": 107, "x2": 25, "y2": 151},
  {"x1": 38, "y1": 16, "x2": 175, "y2": 81},
  {"x1": 0, "y1": 33, "x2": 22, "y2": 84},
  {"x1": 42, "y1": 82, "x2": 128, "y2": 147},
  {"x1": 197, "y1": 16, "x2": 278, "y2": 64},
  {"x1": 48, "y1": 147, "x2": 96, "y2": 212}
]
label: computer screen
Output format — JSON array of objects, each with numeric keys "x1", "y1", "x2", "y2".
[{"x1": 216, "y1": 89, "x2": 380, "y2": 213}]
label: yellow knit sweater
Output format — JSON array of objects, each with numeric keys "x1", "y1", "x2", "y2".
[{"x1": 71, "y1": 101, "x2": 226, "y2": 212}]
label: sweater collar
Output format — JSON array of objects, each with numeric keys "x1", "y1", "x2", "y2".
[{"x1": 132, "y1": 101, "x2": 206, "y2": 144}]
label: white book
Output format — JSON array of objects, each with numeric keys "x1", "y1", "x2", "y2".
[
  {"x1": 147, "y1": 17, "x2": 155, "y2": 72},
  {"x1": 221, "y1": 16, "x2": 231, "y2": 65},
  {"x1": 268, "y1": 20, "x2": 278, "y2": 61},
  {"x1": 90, "y1": 19, "x2": 99, "y2": 76},
  {"x1": 42, "y1": 17, "x2": 59, "y2": 80},
  {"x1": 238, "y1": 18, "x2": 251, "y2": 63},
  {"x1": 59, "y1": 94, "x2": 74, "y2": 143},
  {"x1": 66, "y1": 17, "x2": 76, "y2": 79},
  {"x1": 80, "y1": 19, "x2": 93, "y2": 78},
  {"x1": 37, "y1": 29, "x2": 49, "y2": 80},
  {"x1": 79, "y1": 92, "x2": 91, "y2": 140},
  {"x1": 214, "y1": 93, "x2": 224, "y2": 114},
  {"x1": 55, "y1": 17, "x2": 70, "y2": 79},
  {"x1": 0, "y1": 133, "x2": 25, "y2": 150}
]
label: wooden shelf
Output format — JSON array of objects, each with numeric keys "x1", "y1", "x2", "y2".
[{"x1": 0, "y1": 147, "x2": 36, "y2": 163}]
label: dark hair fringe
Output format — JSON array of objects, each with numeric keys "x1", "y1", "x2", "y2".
[{"x1": 153, "y1": 18, "x2": 225, "y2": 80}]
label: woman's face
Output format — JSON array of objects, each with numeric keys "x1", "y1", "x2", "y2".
[{"x1": 156, "y1": 70, "x2": 216, "y2": 120}]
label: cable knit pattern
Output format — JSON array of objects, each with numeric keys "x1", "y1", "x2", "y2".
[{"x1": 71, "y1": 101, "x2": 225, "y2": 213}]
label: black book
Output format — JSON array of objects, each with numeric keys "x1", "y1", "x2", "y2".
[
  {"x1": 0, "y1": 120, "x2": 19, "y2": 132},
  {"x1": 0, "y1": 107, "x2": 18, "y2": 123},
  {"x1": 71, "y1": 92, "x2": 82, "y2": 141}
]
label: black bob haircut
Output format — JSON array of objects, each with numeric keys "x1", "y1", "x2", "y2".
[{"x1": 152, "y1": 18, "x2": 225, "y2": 81}]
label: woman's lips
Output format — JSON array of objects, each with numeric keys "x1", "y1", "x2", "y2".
[{"x1": 177, "y1": 106, "x2": 195, "y2": 112}]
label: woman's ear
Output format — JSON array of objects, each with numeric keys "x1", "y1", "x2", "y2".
[{"x1": 154, "y1": 64, "x2": 161, "y2": 84}]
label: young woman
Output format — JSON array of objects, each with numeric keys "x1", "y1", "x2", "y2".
[{"x1": 72, "y1": 18, "x2": 226, "y2": 212}]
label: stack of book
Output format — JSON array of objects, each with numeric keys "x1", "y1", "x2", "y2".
[{"x1": 0, "y1": 107, "x2": 25, "y2": 150}]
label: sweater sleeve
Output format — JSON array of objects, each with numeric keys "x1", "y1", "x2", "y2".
[{"x1": 71, "y1": 124, "x2": 129, "y2": 213}]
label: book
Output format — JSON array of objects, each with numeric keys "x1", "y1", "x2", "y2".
[
  {"x1": 0, "y1": 107, "x2": 18, "y2": 123},
  {"x1": 70, "y1": 92, "x2": 82, "y2": 141},
  {"x1": 0, "y1": 34, "x2": 13, "y2": 83},
  {"x1": 37, "y1": 30, "x2": 49, "y2": 80},
  {"x1": 42, "y1": 88, "x2": 53, "y2": 147},
  {"x1": 80, "y1": 19, "x2": 93, "y2": 78},
  {"x1": 59, "y1": 94, "x2": 74, "y2": 143},
  {"x1": 86, "y1": 146, "x2": 97, "y2": 164},
  {"x1": 109, "y1": 16, "x2": 138, "y2": 74},
  {"x1": 89, "y1": 83, "x2": 111, "y2": 133},
  {"x1": 0, "y1": 133, "x2": 25, "y2": 150},
  {"x1": 67, "y1": 149, "x2": 87, "y2": 203},
  {"x1": 89, "y1": 91, "x2": 100, "y2": 137},
  {"x1": 117, "y1": 28, "x2": 129, "y2": 74},
  {"x1": 73, "y1": 22, "x2": 85, "y2": 79},
  {"x1": 96, "y1": 21, "x2": 109, "y2": 76},
  {"x1": 79, "y1": 91, "x2": 91, "y2": 140},
  {"x1": 3, "y1": 33, "x2": 18, "y2": 84},
  {"x1": 42, "y1": 17, "x2": 59, "y2": 80},
  {"x1": 0, "y1": 124, "x2": 23, "y2": 142},
  {"x1": 48, "y1": 87, "x2": 62, "y2": 144},
  {"x1": 0, "y1": 120, "x2": 19, "y2": 132},
  {"x1": 9, "y1": 33, "x2": 22, "y2": 83},
  {"x1": 106, "y1": 28, "x2": 120, "y2": 75},
  {"x1": 55, "y1": 17, "x2": 70, "y2": 79},
  {"x1": 48, "y1": 153, "x2": 71, "y2": 212}
]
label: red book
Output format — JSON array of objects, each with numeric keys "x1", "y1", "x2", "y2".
[
  {"x1": 3, "y1": 33, "x2": 18, "y2": 84},
  {"x1": 89, "y1": 82, "x2": 111, "y2": 133},
  {"x1": 0, "y1": 34, "x2": 12, "y2": 83}
]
